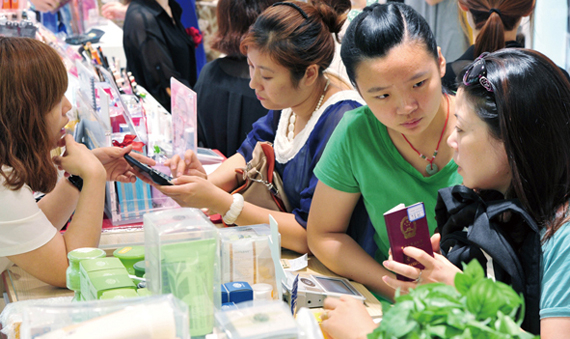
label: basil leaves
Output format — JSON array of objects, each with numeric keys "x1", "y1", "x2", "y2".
[{"x1": 369, "y1": 260, "x2": 539, "y2": 339}]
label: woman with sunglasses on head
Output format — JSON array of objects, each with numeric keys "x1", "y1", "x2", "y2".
[
  {"x1": 0, "y1": 37, "x2": 155, "y2": 287},
  {"x1": 377, "y1": 49, "x2": 570, "y2": 337},
  {"x1": 307, "y1": 2, "x2": 463, "y2": 303},
  {"x1": 145, "y1": 0, "x2": 365, "y2": 254},
  {"x1": 318, "y1": 48, "x2": 570, "y2": 339}
]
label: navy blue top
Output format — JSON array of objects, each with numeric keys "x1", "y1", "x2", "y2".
[{"x1": 237, "y1": 99, "x2": 363, "y2": 228}]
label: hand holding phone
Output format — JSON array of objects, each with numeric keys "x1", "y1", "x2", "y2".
[{"x1": 124, "y1": 153, "x2": 173, "y2": 186}]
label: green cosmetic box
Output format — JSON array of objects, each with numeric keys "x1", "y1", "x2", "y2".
[
  {"x1": 100, "y1": 288, "x2": 140, "y2": 300},
  {"x1": 79, "y1": 257, "x2": 136, "y2": 300},
  {"x1": 113, "y1": 246, "x2": 145, "y2": 275}
]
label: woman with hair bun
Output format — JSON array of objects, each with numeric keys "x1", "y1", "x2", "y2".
[
  {"x1": 148, "y1": 0, "x2": 365, "y2": 254},
  {"x1": 442, "y1": 0, "x2": 535, "y2": 91}
]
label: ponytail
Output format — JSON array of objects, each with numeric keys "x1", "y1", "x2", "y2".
[
  {"x1": 474, "y1": 10, "x2": 505, "y2": 56},
  {"x1": 458, "y1": 0, "x2": 535, "y2": 55}
]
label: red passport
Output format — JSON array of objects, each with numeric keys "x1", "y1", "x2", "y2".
[{"x1": 384, "y1": 202, "x2": 434, "y2": 281}]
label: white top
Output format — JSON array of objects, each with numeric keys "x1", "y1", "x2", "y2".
[
  {"x1": 0, "y1": 166, "x2": 57, "y2": 273},
  {"x1": 274, "y1": 90, "x2": 365, "y2": 164}
]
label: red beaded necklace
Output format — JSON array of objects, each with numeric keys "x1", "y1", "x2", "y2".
[{"x1": 402, "y1": 94, "x2": 450, "y2": 176}]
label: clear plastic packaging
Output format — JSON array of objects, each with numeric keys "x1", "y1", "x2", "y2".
[
  {"x1": 215, "y1": 300, "x2": 299, "y2": 339},
  {"x1": 218, "y1": 224, "x2": 279, "y2": 300},
  {"x1": 144, "y1": 208, "x2": 221, "y2": 337},
  {"x1": 17, "y1": 294, "x2": 189, "y2": 339}
]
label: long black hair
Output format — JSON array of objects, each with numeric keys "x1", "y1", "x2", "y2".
[
  {"x1": 460, "y1": 48, "x2": 570, "y2": 241},
  {"x1": 341, "y1": 3, "x2": 438, "y2": 88}
]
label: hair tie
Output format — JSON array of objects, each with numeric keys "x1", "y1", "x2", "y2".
[
  {"x1": 489, "y1": 8, "x2": 501, "y2": 16},
  {"x1": 272, "y1": 2, "x2": 309, "y2": 20}
]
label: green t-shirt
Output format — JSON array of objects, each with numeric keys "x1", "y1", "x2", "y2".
[{"x1": 314, "y1": 105, "x2": 463, "y2": 261}]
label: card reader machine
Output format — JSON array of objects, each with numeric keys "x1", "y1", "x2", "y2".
[{"x1": 285, "y1": 274, "x2": 365, "y2": 308}]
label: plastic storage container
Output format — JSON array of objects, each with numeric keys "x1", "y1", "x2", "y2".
[
  {"x1": 18, "y1": 294, "x2": 189, "y2": 339},
  {"x1": 215, "y1": 300, "x2": 299, "y2": 339},
  {"x1": 218, "y1": 224, "x2": 279, "y2": 299},
  {"x1": 144, "y1": 208, "x2": 221, "y2": 337}
]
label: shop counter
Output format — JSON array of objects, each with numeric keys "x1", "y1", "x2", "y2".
[{"x1": 1, "y1": 228, "x2": 382, "y2": 320}]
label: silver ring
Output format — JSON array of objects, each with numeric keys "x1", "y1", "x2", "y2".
[{"x1": 413, "y1": 270, "x2": 423, "y2": 284}]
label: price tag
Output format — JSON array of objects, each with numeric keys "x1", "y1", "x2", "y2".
[{"x1": 407, "y1": 203, "x2": 425, "y2": 222}]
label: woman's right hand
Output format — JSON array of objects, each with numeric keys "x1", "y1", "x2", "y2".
[
  {"x1": 321, "y1": 296, "x2": 377, "y2": 339},
  {"x1": 165, "y1": 149, "x2": 207, "y2": 179},
  {"x1": 52, "y1": 134, "x2": 105, "y2": 179}
]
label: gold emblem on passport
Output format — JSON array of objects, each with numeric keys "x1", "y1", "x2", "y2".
[{"x1": 400, "y1": 216, "x2": 417, "y2": 239}]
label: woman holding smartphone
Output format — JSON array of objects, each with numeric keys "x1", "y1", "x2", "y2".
[{"x1": 144, "y1": 0, "x2": 366, "y2": 255}]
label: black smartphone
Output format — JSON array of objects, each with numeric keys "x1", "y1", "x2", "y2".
[{"x1": 124, "y1": 153, "x2": 173, "y2": 186}]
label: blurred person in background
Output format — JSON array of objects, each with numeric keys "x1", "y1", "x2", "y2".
[{"x1": 194, "y1": 0, "x2": 279, "y2": 157}]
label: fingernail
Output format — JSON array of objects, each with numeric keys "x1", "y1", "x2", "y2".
[{"x1": 382, "y1": 261, "x2": 388, "y2": 267}]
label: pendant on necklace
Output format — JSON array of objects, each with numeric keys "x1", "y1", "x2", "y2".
[{"x1": 426, "y1": 163, "x2": 439, "y2": 176}]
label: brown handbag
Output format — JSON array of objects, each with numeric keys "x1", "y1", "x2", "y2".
[{"x1": 231, "y1": 141, "x2": 291, "y2": 213}]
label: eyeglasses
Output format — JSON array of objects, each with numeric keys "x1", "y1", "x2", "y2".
[{"x1": 462, "y1": 52, "x2": 494, "y2": 93}]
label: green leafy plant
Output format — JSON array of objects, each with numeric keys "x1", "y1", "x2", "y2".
[{"x1": 369, "y1": 260, "x2": 539, "y2": 339}]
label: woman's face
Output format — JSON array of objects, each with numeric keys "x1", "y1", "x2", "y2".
[
  {"x1": 353, "y1": 41, "x2": 446, "y2": 137},
  {"x1": 45, "y1": 95, "x2": 71, "y2": 147},
  {"x1": 447, "y1": 89, "x2": 512, "y2": 194},
  {"x1": 246, "y1": 46, "x2": 305, "y2": 110}
]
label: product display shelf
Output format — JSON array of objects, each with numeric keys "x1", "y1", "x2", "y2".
[{"x1": 2, "y1": 248, "x2": 382, "y2": 321}]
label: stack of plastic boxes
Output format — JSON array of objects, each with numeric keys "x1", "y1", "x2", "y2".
[{"x1": 144, "y1": 208, "x2": 221, "y2": 338}]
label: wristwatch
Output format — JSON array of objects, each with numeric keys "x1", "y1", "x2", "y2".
[{"x1": 68, "y1": 175, "x2": 83, "y2": 192}]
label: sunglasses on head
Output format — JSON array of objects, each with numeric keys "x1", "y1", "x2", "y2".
[{"x1": 463, "y1": 52, "x2": 494, "y2": 93}]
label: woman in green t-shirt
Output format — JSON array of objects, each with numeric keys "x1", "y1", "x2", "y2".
[{"x1": 307, "y1": 2, "x2": 462, "y2": 304}]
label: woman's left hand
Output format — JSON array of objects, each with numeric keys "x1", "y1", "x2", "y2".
[
  {"x1": 92, "y1": 146, "x2": 156, "y2": 182},
  {"x1": 382, "y1": 246, "x2": 462, "y2": 293},
  {"x1": 320, "y1": 296, "x2": 377, "y2": 339}
]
